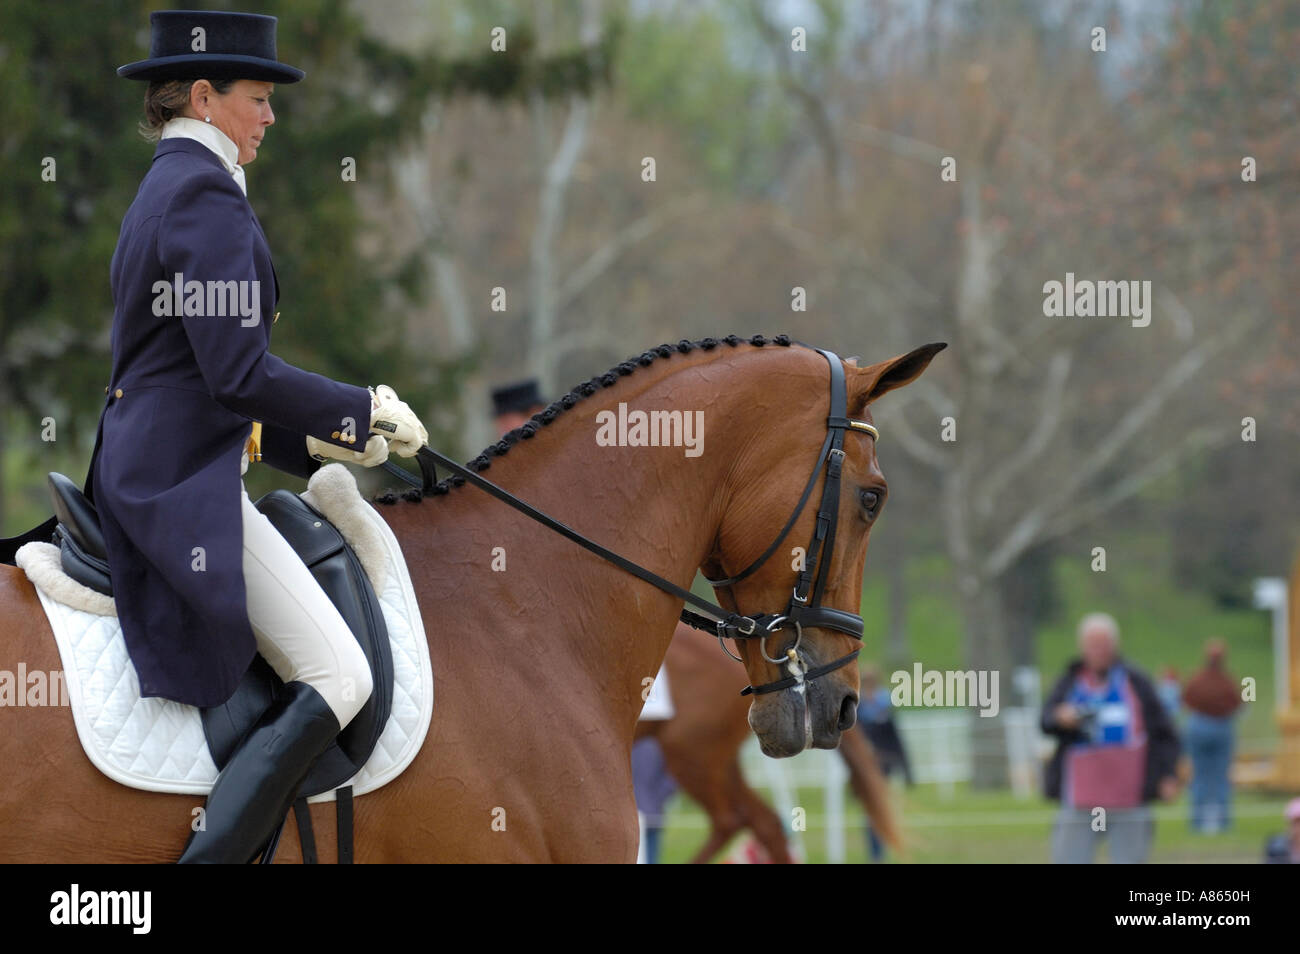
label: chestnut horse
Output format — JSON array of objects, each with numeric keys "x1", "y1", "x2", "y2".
[
  {"x1": 0, "y1": 336, "x2": 942, "y2": 862},
  {"x1": 640, "y1": 622, "x2": 900, "y2": 863}
]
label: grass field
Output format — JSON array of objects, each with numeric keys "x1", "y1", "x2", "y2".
[{"x1": 656, "y1": 782, "x2": 1295, "y2": 864}]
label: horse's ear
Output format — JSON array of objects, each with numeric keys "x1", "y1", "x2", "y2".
[{"x1": 850, "y1": 342, "x2": 947, "y2": 411}]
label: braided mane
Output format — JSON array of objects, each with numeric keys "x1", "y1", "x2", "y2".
[{"x1": 372, "y1": 333, "x2": 792, "y2": 505}]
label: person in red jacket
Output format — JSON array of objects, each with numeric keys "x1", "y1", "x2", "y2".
[{"x1": 1182, "y1": 639, "x2": 1242, "y2": 832}]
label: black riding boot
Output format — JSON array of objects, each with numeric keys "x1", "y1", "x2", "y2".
[{"x1": 178, "y1": 681, "x2": 340, "y2": 863}]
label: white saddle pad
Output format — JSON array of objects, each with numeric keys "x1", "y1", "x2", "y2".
[{"x1": 16, "y1": 464, "x2": 433, "y2": 803}]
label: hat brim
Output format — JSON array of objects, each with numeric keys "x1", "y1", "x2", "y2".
[{"x1": 117, "y1": 54, "x2": 304, "y2": 84}]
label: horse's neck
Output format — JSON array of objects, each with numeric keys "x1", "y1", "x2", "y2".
[{"x1": 391, "y1": 356, "x2": 744, "y2": 737}]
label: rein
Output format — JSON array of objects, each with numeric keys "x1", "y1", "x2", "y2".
[{"x1": 379, "y1": 346, "x2": 876, "y2": 696}]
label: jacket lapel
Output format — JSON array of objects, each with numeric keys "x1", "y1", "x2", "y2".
[
  {"x1": 249, "y1": 209, "x2": 280, "y2": 304},
  {"x1": 154, "y1": 139, "x2": 281, "y2": 308}
]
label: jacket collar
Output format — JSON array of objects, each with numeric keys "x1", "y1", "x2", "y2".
[
  {"x1": 154, "y1": 123, "x2": 247, "y2": 196},
  {"x1": 153, "y1": 136, "x2": 229, "y2": 170},
  {"x1": 150, "y1": 138, "x2": 278, "y2": 301}
]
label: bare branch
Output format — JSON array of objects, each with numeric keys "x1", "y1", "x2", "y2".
[
  {"x1": 987, "y1": 320, "x2": 1253, "y2": 571},
  {"x1": 847, "y1": 122, "x2": 948, "y2": 165},
  {"x1": 873, "y1": 404, "x2": 948, "y2": 469},
  {"x1": 557, "y1": 193, "x2": 709, "y2": 312},
  {"x1": 1035, "y1": 424, "x2": 1236, "y2": 547},
  {"x1": 982, "y1": 349, "x2": 1072, "y2": 509},
  {"x1": 536, "y1": 326, "x2": 629, "y2": 366},
  {"x1": 528, "y1": 92, "x2": 592, "y2": 393}
]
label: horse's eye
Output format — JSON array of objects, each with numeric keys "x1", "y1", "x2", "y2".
[{"x1": 859, "y1": 488, "x2": 883, "y2": 517}]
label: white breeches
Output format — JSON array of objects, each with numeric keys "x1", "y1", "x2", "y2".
[{"x1": 238, "y1": 476, "x2": 372, "y2": 727}]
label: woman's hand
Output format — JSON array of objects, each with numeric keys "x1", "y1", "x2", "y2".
[
  {"x1": 369, "y1": 385, "x2": 429, "y2": 458},
  {"x1": 306, "y1": 433, "x2": 390, "y2": 467}
]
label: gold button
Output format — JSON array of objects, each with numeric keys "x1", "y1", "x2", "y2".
[
  {"x1": 114, "y1": 388, "x2": 123, "y2": 398},
  {"x1": 104, "y1": 386, "x2": 109, "y2": 394},
  {"x1": 348, "y1": 434, "x2": 356, "y2": 443},
  {"x1": 331, "y1": 430, "x2": 340, "y2": 439}
]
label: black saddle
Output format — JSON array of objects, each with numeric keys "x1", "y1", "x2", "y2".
[{"x1": 40, "y1": 472, "x2": 394, "y2": 799}]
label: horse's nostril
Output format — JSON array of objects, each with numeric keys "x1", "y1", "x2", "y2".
[{"x1": 838, "y1": 695, "x2": 858, "y2": 731}]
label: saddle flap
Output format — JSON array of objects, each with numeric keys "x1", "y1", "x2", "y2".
[
  {"x1": 253, "y1": 489, "x2": 346, "y2": 566},
  {"x1": 56, "y1": 526, "x2": 113, "y2": 597},
  {"x1": 47, "y1": 472, "x2": 108, "y2": 562},
  {"x1": 201, "y1": 489, "x2": 395, "y2": 798}
]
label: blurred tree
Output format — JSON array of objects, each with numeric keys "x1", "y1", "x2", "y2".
[
  {"x1": 0, "y1": 1, "x2": 150, "y2": 530},
  {"x1": 0, "y1": 0, "x2": 459, "y2": 527},
  {"x1": 746, "y1": 0, "x2": 1298, "y2": 785}
]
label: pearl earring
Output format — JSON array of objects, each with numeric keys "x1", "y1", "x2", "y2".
[{"x1": 204, "y1": 116, "x2": 212, "y2": 124}]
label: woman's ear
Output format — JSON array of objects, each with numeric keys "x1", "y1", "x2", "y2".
[
  {"x1": 188, "y1": 79, "x2": 213, "y2": 118},
  {"x1": 849, "y1": 342, "x2": 947, "y2": 413}
]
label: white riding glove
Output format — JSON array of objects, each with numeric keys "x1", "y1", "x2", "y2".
[
  {"x1": 369, "y1": 385, "x2": 428, "y2": 458},
  {"x1": 306, "y1": 432, "x2": 391, "y2": 467}
]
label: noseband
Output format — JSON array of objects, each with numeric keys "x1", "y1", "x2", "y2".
[{"x1": 389, "y1": 345, "x2": 875, "y2": 698}]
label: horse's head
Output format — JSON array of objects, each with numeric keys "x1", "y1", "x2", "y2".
[{"x1": 703, "y1": 342, "x2": 946, "y2": 757}]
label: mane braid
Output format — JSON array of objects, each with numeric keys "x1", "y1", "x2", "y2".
[{"x1": 371, "y1": 333, "x2": 792, "y2": 504}]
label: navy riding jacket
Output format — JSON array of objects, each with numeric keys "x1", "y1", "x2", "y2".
[{"x1": 86, "y1": 137, "x2": 371, "y2": 707}]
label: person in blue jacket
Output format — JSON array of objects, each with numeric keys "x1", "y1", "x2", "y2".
[{"x1": 99, "y1": 10, "x2": 429, "y2": 863}]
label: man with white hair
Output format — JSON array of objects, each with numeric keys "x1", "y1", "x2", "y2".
[{"x1": 1040, "y1": 612, "x2": 1181, "y2": 863}]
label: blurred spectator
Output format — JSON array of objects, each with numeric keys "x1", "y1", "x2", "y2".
[
  {"x1": 1040, "y1": 612, "x2": 1181, "y2": 863},
  {"x1": 491, "y1": 379, "x2": 546, "y2": 434},
  {"x1": 857, "y1": 665, "x2": 912, "y2": 862},
  {"x1": 1263, "y1": 798, "x2": 1300, "y2": 863},
  {"x1": 1157, "y1": 665, "x2": 1182, "y2": 721},
  {"x1": 631, "y1": 737, "x2": 677, "y2": 864},
  {"x1": 1182, "y1": 639, "x2": 1242, "y2": 833}
]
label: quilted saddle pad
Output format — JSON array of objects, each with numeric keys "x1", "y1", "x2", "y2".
[{"x1": 16, "y1": 464, "x2": 433, "y2": 803}]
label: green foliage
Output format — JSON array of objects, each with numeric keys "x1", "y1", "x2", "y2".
[
  {"x1": 660, "y1": 783, "x2": 1293, "y2": 863},
  {"x1": 856, "y1": 529, "x2": 1275, "y2": 744},
  {"x1": 1167, "y1": 438, "x2": 1300, "y2": 609},
  {"x1": 0, "y1": 0, "x2": 443, "y2": 520},
  {"x1": 0, "y1": 1, "x2": 151, "y2": 435},
  {"x1": 614, "y1": 5, "x2": 794, "y2": 192}
]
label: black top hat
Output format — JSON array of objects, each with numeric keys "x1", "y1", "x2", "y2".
[
  {"x1": 491, "y1": 380, "x2": 546, "y2": 417},
  {"x1": 118, "y1": 10, "x2": 304, "y2": 83}
]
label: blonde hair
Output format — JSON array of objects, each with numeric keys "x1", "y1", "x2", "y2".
[{"x1": 138, "y1": 77, "x2": 234, "y2": 141}]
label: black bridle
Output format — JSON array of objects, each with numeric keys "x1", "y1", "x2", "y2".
[{"x1": 381, "y1": 346, "x2": 875, "y2": 697}]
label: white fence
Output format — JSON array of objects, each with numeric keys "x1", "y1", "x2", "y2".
[{"x1": 734, "y1": 706, "x2": 1052, "y2": 861}]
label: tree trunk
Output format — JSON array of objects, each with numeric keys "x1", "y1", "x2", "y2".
[
  {"x1": 884, "y1": 529, "x2": 909, "y2": 670},
  {"x1": 962, "y1": 576, "x2": 1011, "y2": 789}
]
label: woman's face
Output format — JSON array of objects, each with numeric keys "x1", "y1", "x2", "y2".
[{"x1": 191, "y1": 79, "x2": 275, "y2": 165}]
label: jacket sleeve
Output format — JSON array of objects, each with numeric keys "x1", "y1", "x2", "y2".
[
  {"x1": 257, "y1": 420, "x2": 319, "y2": 480},
  {"x1": 1040, "y1": 666, "x2": 1084, "y2": 740},
  {"x1": 157, "y1": 168, "x2": 370, "y2": 454},
  {"x1": 1133, "y1": 669, "x2": 1181, "y2": 784}
]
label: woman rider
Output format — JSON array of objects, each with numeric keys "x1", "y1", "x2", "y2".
[{"x1": 97, "y1": 10, "x2": 429, "y2": 862}]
